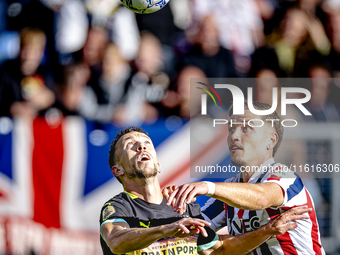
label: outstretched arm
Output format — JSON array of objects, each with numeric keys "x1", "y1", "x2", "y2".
[
  {"x1": 164, "y1": 182, "x2": 283, "y2": 213},
  {"x1": 200, "y1": 206, "x2": 311, "y2": 255},
  {"x1": 101, "y1": 217, "x2": 210, "y2": 254}
]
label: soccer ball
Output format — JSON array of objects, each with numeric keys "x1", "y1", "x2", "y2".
[{"x1": 120, "y1": 0, "x2": 170, "y2": 14}]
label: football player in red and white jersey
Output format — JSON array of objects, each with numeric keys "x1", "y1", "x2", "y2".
[{"x1": 165, "y1": 101, "x2": 325, "y2": 255}]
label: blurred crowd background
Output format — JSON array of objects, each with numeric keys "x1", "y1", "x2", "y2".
[
  {"x1": 0, "y1": 0, "x2": 340, "y2": 254},
  {"x1": 0, "y1": 0, "x2": 340, "y2": 124}
]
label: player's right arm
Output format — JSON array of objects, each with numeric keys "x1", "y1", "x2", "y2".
[
  {"x1": 101, "y1": 217, "x2": 211, "y2": 254},
  {"x1": 166, "y1": 181, "x2": 285, "y2": 213},
  {"x1": 199, "y1": 206, "x2": 312, "y2": 255}
]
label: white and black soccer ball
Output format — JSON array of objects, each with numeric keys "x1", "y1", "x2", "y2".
[{"x1": 120, "y1": 0, "x2": 170, "y2": 14}]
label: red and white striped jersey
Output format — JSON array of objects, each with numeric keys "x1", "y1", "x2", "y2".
[{"x1": 202, "y1": 158, "x2": 325, "y2": 255}]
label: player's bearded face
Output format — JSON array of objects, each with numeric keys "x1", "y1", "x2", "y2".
[
  {"x1": 117, "y1": 132, "x2": 160, "y2": 180},
  {"x1": 227, "y1": 110, "x2": 274, "y2": 168},
  {"x1": 127, "y1": 162, "x2": 158, "y2": 179}
]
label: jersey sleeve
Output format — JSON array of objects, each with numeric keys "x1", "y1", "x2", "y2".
[
  {"x1": 262, "y1": 165, "x2": 305, "y2": 208},
  {"x1": 100, "y1": 200, "x2": 131, "y2": 228},
  {"x1": 187, "y1": 203, "x2": 219, "y2": 251}
]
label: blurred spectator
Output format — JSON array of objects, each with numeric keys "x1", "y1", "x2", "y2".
[
  {"x1": 54, "y1": 62, "x2": 90, "y2": 116},
  {"x1": 82, "y1": 27, "x2": 109, "y2": 71},
  {"x1": 85, "y1": 0, "x2": 140, "y2": 61},
  {"x1": 135, "y1": 4, "x2": 181, "y2": 81},
  {"x1": 162, "y1": 66, "x2": 205, "y2": 119},
  {"x1": 77, "y1": 43, "x2": 130, "y2": 122},
  {"x1": 187, "y1": 0, "x2": 266, "y2": 76},
  {"x1": 82, "y1": 27, "x2": 109, "y2": 100},
  {"x1": 0, "y1": 27, "x2": 55, "y2": 117},
  {"x1": 0, "y1": 0, "x2": 338, "y2": 123},
  {"x1": 113, "y1": 32, "x2": 169, "y2": 125},
  {"x1": 108, "y1": 5, "x2": 140, "y2": 61},
  {"x1": 302, "y1": 64, "x2": 340, "y2": 121},
  {"x1": 180, "y1": 15, "x2": 237, "y2": 78},
  {"x1": 250, "y1": 7, "x2": 331, "y2": 77},
  {"x1": 54, "y1": 0, "x2": 89, "y2": 62},
  {"x1": 6, "y1": 0, "x2": 57, "y2": 66},
  {"x1": 188, "y1": 0, "x2": 265, "y2": 56},
  {"x1": 298, "y1": 0, "x2": 323, "y2": 16},
  {"x1": 255, "y1": 68, "x2": 280, "y2": 104}
]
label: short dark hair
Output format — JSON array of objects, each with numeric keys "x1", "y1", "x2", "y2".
[
  {"x1": 228, "y1": 101, "x2": 284, "y2": 156},
  {"x1": 20, "y1": 27, "x2": 46, "y2": 48},
  {"x1": 108, "y1": 126, "x2": 148, "y2": 183}
]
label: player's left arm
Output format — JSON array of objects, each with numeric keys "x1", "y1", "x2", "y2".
[{"x1": 166, "y1": 182, "x2": 284, "y2": 212}]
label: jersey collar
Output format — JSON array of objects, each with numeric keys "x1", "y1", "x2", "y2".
[{"x1": 238, "y1": 158, "x2": 275, "y2": 183}]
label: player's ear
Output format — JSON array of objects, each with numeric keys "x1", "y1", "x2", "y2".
[
  {"x1": 157, "y1": 162, "x2": 161, "y2": 173},
  {"x1": 111, "y1": 165, "x2": 124, "y2": 177},
  {"x1": 267, "y1": 132, "x2": 278, "y2": 150}
]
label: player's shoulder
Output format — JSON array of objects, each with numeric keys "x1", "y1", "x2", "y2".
[
  {"x1": 102, "y1": 192, "x2": 124, "y2": 203},
  {"x1": 100, "y1": 192, "x2": 131, "y2": 210},
  {"x1": 100, "y1": 192, "x2": 132, "y2": 223}
]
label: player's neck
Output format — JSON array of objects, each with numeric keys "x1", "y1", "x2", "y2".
[
  {"x1": 124, "y1": 177, "x2": 163, "y2": 204},
  {"x1": 241, "y1": 156, "x2": 273, "y2": 183}
]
